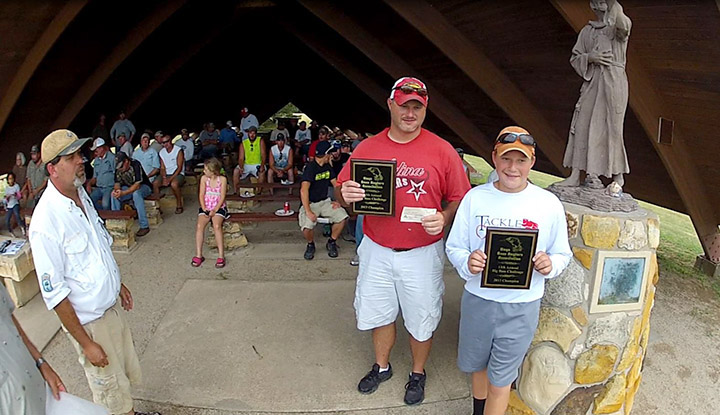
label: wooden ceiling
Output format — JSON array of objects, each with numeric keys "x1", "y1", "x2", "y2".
[{"x1": 0, "y1": 0, "x2": 718, "y2": 259}]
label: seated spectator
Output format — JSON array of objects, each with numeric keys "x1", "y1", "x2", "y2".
[
  {"x1": 175, "y1": 128, "x2": 195, "y2": 172},
  {"x1": 219, "y1": 121, "x2": 240, "y2": 153},
  {"x1": 294, "y1": 120, "x2": 312, "y2": 161},
  {"x1": 299, "y1": 141, "x2": 348, "y2": 260},
  {"x1": 268, "y1": 134, "x2": 294, "y2": 188},
  {"x1": 26, "y1": 144, "x2": 48, "y2": 209},
  {"x1": 240, "y1": 107, "x2": 259, "y2": 140},
  {"x1": 111, "y1": 152, "x2": 152, "y2": 237},
  {"x1": 12, "y1": 152, "x2": 28, "y2": 204},
  {"x1": 133, "y1": 132, "x2": 161, "y2": 183},
  {"x1": 270, "y1": 121, "x2": 290, "y2": 142},
  {"x1": 193, "y1": 157, "x2": 229, "y2": 269},
  {"x1": 118, "y1": 132, "x2": 133, "y2": 158},
  {"x1": 307, "y1": 126, "x2": 330, "y2": 164},
  {"x1": 3, "y1": 172, "x2": 26, "y2": 237},
  {"x1": 232, "y1": 126, "x2": 266, "y2": 193},
  {"x1": 150, "y1": 130, "x2": 164, "y2": 152},
  {"x1": 198, "y1": 122, "x2": 220, "y2": 159},
  {"x1": 456, "y1": 147, "x2": 479, "y2": 184},
  {"x1": 85, "y1": 138, "x2": 115, "y2": 210},
  {"x1": 156, "y1": 134, "x2": 185, "y2": 213}
]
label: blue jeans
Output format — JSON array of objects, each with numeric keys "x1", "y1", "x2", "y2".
[
  {"x1": 198, "y1": 144, "x2": 218, "y2": 160},
  {"x1": 355, "y1": 214, "x2": 364, "y2": 248},
  {"x1": 90, "y1": 186, "x2": 114, "y2": 210},
  {"x1": 110, "y1": 184, "x2": 152, "y2": 229},
  {"x1": 5, "y1": 205, "x2": 25, "y2": 231}
]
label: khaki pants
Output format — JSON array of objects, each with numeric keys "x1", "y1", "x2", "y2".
[{"x1": 66, "y1": 303, "x2": 141, "y2": 414}]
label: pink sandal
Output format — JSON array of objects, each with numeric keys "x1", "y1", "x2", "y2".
[
  {"x1": 191, "y1": 256, "x2": 205, "y2": 267},
  {"x1": 215, "y1": 258, "x2": 226, "y2": 268}
]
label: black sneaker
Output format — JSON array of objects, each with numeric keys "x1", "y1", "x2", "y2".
[
  {"x1": 358, "y1": 363, "x2": 393, "y2": 394},
  {"x1": 404, "y1": 371, "x2": 426, "y2": 405},
  {"x1": 326, "y1": 238, "x2": 338, "y2": 258},
  {"x1": 304, "y1": 243, "x2": 315, "y2": 260}
]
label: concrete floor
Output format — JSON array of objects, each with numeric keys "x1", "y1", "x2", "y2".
[{"x1": 32, "y1": 195, "x2": 720, "y2": 414}]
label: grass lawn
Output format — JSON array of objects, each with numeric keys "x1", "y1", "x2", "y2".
[{"x1": 464, "y1": 154, "x2": 718, "y2": 296}]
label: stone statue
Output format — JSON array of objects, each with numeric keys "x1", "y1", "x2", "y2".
[{"x1": 556, "y1": 0, "x2": 631, "y2": 189}]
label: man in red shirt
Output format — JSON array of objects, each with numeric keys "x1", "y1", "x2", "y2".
[{"x1": 337, "y1": 76, "x2": 470, "y2": 405}]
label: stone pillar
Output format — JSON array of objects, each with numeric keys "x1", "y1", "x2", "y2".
[
  {"x1": 106, "y1": 217, "x2": 137, "y2": 252},
  {"x1": 0, "y1": 237, "x2": 38, "y2": 307},
  {"x1": 206, "y1": 221, "x2": 248, "y2": 251},
  {"x1": 144, "y1": 199, "x2": 164, "y2": 228},
  {"x1": 510, "y1": 203, "x2": 659, "y2": 415}
]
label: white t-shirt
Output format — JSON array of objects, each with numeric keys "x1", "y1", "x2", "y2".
[
  {"x1": 240, "y1": 114, "x2": 259, "y2": 139},
  {"x1": 160, "y1": 145, "x2": 184, "y2": 176},
  {"x1": 29, "y1": 181, "x2": 121, "y2": 325},
  {"x1": 295, "y1": 129, "x2": 311, "y2": 143},
  {"x1": 270, "y1": 128, "x2": 290, "y2": 142},
  {"x1": 3, "y1": 183, "x2": 21, "y2": 209},
  {"x1": 271, "y1": 144, "x2": 291, "y2": 169},
  {"x1": 120, "y1": 141, "x2": 134, "y2": 158},
  {"x1": 445, "y1": 182, "x2": 572, "y2": 303},
  {"x1": 176, "y1": 138, "x2": 194, "y2": 161}
]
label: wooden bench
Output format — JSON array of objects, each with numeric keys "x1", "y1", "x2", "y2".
[
  {"x1": 226, "y1": 193, "x2": 300, "y2": 202},
  {"x1": 98, "y1": 209, "x2": 138, "y2": 220},
  {"x1": 228, "y1": 212, "x2": 299, "y2": 222}
]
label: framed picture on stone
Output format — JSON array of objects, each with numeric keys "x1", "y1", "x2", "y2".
[{"x1": 590, "y1": 250, "x2": 652, "y2": 314}]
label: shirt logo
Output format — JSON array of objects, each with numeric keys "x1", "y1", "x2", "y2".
[
  {"x1": 406, "y1": 179, "x2": 427, "y2": 201},
  {"x1": 475, "y1": 216, "x2": 540, "y2": 237},
  {"x1": 41, "y1": 273, "x2": 53, "y2": 292},
  {"x1": 315, "y1": 170, "x2": 330, "y2": 181}
]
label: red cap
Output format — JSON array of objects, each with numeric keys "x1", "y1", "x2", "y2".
[{"x1": 389, "y1": 77, "x2": 428, "y2": 106}]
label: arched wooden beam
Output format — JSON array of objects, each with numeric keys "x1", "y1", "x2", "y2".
[
  {"x1": 0, "y1": 0, "x2": 87, "y2": 137},
  {"x1": 552, "y1": 0, "x2": 720, "y2": 261},
  {"x1": 278, "y1": 22, "x2": 387, "y2": 110},
  {"x1": 297, "y1": 0, "x2": 493, "y2": 159},
  {"x1": 52, "y1": 0, "x2": 187, "y2": 129},
  {"x1": 383, "y1": 0, "x2": 566, "y2": 174}
]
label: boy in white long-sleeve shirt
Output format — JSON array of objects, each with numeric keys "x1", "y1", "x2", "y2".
[{"x1": 446, "y1": 126, "x2": 571, "y2": 415}]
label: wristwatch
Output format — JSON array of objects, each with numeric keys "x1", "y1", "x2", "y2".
[{"x1": 35, "y1": 357, "x2": 47, "y2": 368}]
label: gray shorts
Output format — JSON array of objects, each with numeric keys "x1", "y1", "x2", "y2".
[{"x1": 457, "y1": 290, "x2": 540, "y2": 387}]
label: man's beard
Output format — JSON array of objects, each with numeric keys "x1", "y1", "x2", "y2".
[{"x1": 73, "y1": 171, "x2": 86, "y2": 188}]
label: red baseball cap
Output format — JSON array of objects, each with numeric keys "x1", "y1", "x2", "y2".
[{"x1": 389, "y1": 76, "x2": 428, "y2": 106}]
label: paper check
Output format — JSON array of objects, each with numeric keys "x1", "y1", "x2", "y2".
[{"x1": 400, "y1": 207, "x2": 437, "y2": 223}]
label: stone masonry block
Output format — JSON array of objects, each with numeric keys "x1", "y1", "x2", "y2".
[
  {"x1": 581, "y1": 215, "x2": 620, "y2": 249},
  {"x1": 3, "y1": 272, "x2": 40, "y2": 307},
  {"x1": 0, "y1": 239, "x2": 35, "y2": 281}
]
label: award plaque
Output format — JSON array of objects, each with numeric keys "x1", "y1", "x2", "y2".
[
  {"x1": 350, "y1": 159, "x2": 396, "y2": 216},
  {"x1": 482, "y1": 227, "x2": 539, "y2": 289}
]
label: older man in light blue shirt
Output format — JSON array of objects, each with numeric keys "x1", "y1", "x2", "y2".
[
  {"x1": 85, "y1": 138, "x2": 115, "y2": 210},
  {"x1": 133, "y1": 132, "x2": 161, "y2": 182}
]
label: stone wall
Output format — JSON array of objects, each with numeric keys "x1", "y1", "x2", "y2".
[{"x1": 509, "y1": 203, "x2": 659, "y2": 415}]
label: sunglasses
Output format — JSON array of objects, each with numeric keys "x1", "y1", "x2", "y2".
[
  {"x1": 496, "y1": 132, "x2": 536, "y2": 147},
  {"x1": 393, "y1": 84, "x2": 428, "y2": 97}
]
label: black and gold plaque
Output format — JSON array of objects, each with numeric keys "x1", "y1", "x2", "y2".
[
  {"x1": 350, "y1": 159, "x2": 396, "y2": 216},
  {"x1": 482, "y1": 227, "x2": 539, "y2": 289}
]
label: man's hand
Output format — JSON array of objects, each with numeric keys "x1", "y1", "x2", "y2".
[
  {"x1": 588, "y1": 50, "x2": 613, "y2": 66},
  {"x1": 420, "y1": 212, "x2": 445, "y2": 236},
  {"x1": 120, "y1": 283, "x2": 133, "y2": 311},
  {"x1": 331, "y1": 201, "x2": 342, "y2": 209},
  {"x1": 533, "y1": 251, "x2": 553, "y2": 275},
  {"x1": 340, "y1": 180, "x2": 365, "y2": 203},
  {"x1": 468, "y1": 250, "x2": 487, "y2": 274},
  {"x1": 111, "y1": 189, "x2": 122, "y2": 198},
  {"x1": 83, "y1": 341, "x2": 109, "y2": 367},
  {"x1": 162, "y1": 177, "x2": 170, "y2": 187},
  {"x1": 306, "y1": 209, "x2": 317, "y2": 223},
  {"x1": 39, "y1": 362, "x2": 66, "y2": 400}
]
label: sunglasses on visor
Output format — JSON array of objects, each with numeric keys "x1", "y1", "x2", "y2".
[
  {"x1": 392, "y1": 84, "x2": 428, "y2": 97},
  {"x1": 496, "y1": 132, "x2": 536, "y2": 147}
]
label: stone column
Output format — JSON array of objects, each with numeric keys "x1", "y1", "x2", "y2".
[{"x1": 509, "y1": 203, "x2": 659, "y2": 415}]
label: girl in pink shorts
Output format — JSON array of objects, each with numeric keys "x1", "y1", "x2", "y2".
[{"x1": 192, "y1": 158, "x2": 229, "y2": 268}]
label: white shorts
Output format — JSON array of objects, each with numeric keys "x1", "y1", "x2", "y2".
[
  {"x1": 354, "y1": 236, "x2": 446, "y2": 342},
  {"x1": 236, "y1": 163, "x2": 261, "y2": 179}
]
